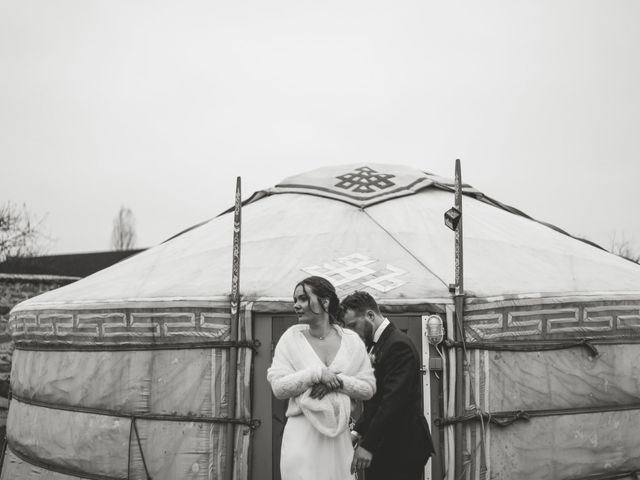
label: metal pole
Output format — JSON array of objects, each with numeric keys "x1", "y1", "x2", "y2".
[
  {"x1": 225, "y1": 176, "x2": 242, "y2": 480},
  {"x1": 453, "y1": 159, "x2": 465, "y2": 480}
]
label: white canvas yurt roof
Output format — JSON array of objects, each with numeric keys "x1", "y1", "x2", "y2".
[
  {"x1": 6, "y1": 163, "x2": 640, "y2": 480},
  {"x1": 12, "y1": 163, "x2": 640, "y2": 314}
]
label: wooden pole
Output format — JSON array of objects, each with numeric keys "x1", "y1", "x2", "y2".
[
  {"x1": 453, "y1": 159, "x2": 465, "y2": 480},
  {"x1": 225, "y1": 176, "x2": 242, "y2": 480}
]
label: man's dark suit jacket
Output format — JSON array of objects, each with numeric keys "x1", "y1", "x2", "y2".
[{"x1": 354, "y1": 321, "x2": 435, "y2": 480}]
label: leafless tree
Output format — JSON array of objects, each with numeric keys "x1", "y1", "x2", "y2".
[
  {"x1": 0, "y1": 202, "x2": 49, "y2": 262},
  {"x1": 610, "y1": 231, "x2": 640, "y2": 264},
  {"x1": 111, "y1": 206, "x2": 137, "y2": 250}
]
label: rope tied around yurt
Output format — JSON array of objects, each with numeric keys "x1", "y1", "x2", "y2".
[
  {"x1": 12, "y1": 338, "x2": 261, "y2": 352},
  {"x1": 7, "y1": 394, "x2": 261, "y2": 479},
  {"x1": 10, "y1": 392, "x2": 262, "y2": 429},
  {"x1": 562, "y1": 469, "x2": 640, "y2": 480},
  {"x1": 457, "y1": 410, "x2": 489, "y2": 480},
  {"x1": 131, "y1": 418, "x2": 152, "y2": 480},
  {"x1": 0, "y1": 435, "x2": 7, "y2": 477},
  {"x1": 444, "y1": 338, "x2": 600, "y2": 358},
  {"x1": 435, "y1": 401, "x2": 640, "y2": 427},
  {"x1": 436, "y1": 408, "x2": 530, "y2": 428}
]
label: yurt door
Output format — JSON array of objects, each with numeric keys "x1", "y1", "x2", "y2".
[
  {"x1": 271, "y1": 315, "x2": 297, "y2": 480},
  {"x1": 269, "y1": 314, "x2": 439, "y2": 480}
]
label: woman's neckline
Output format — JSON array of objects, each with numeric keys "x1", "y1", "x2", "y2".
[
  {"x1": 300, "y1": 325, "x2": 343, "y2": 367},
  {"x1": 308, "y1": 324, "x2": 334, "y2": 340}
]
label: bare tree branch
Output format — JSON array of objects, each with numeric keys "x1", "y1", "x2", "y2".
[
  {"x1": 610, "y1": 231, "x2": 640, "y2": 264},
  {"x1": 111, "y1": 206, "x2": 137, "y2": 250},
  {"x1": 0, "y1": 202, "x2": 50, "y2": 261}
]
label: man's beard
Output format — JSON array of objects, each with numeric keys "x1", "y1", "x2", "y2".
[{"x1": 364, "y1": 322, "x2": 375, "y2": 348}]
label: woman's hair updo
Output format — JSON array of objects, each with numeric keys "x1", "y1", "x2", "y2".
[{"x1": 295, "y1": 276, "x2": 343, "y2": 326}]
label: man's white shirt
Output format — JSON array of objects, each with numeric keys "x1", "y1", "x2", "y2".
[
  {"x1": 373, "y1": 317, "x2": 390, "y2": 344},
  {"x1": 368, "y1": 317, "x2": 390, "y2": 353}
]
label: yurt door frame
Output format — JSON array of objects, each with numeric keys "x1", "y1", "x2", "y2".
[
  {"x1": 254, "y1": 313, "x2": 443, "y2": 480},
  {"x1": 421, "y1": 314, "x2": 445, "y2": 480}
]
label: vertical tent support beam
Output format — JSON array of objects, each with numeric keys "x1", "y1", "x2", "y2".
[
  {"x1": 453, "y1": 159, "x2": 466, "y2": 480},
  {"x1": 226, "y1": 176, "x2": 242, "y2": 480}
]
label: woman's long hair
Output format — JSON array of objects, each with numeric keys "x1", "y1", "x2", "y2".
[{"x1": 295, "y1": 276, "x2": 343, "y2": 326}]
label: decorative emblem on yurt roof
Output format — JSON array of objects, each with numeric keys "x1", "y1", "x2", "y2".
[
  {"x1": 334, "y1": 167, "x2": 396, "y2": 193},
  {"x1": 269, "y1": 163, "x2": 436, "y2": 207}
]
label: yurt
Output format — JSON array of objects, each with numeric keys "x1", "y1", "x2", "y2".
[{"x1": 4, "y1": 163, "x2": 640, "y2": 480}]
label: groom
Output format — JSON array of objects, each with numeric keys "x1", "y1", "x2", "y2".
[{"x1": 341, "y1": 291, "x2": 434, "y2": 480}]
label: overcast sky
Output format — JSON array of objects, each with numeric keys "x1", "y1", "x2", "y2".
[{"x1": 1, "y1": 0, "x2": 639, "y2": 256}]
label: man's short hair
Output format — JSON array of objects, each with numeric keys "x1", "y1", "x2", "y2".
[{"x1": 340, "y1": 291, "x2": 381, "y2": 316}]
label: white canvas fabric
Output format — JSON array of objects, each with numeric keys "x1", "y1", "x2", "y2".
[
  {"x1": 6, "y1": 164, "x2": 640, "y2": 480},
  {"x1": 11, "y1": 165, "x2": 640, "y2": 314}
]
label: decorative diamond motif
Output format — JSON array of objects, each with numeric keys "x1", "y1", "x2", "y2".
[
  {"x1": 362, "y1": 264, "x2": 407, "y2": 293},
  {"x1": 335, "y1": 167, "x2": 396, "y2": 193},
  {"x1": 301, "y1": 253, "x2": 407, "y2": 293}
]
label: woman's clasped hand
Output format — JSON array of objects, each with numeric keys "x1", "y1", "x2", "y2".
[{"x1": 310, "y1": 368, "x2": 344, "y2": 399}]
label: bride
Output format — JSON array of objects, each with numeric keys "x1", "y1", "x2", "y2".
[{"x1": 267, "y1": 276, "x2": 376, "y2": 480}]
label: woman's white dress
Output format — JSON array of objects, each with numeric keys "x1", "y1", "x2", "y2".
[{"x1": 267, "y1": 324, "x2": 376, "y2": 480}]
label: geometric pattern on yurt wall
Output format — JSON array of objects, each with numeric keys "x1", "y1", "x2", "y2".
[
  {"x1": 464, "y1": 299, "x2": 640, "y2": 341},
  {"x1": 9, "y1": 306, "x2": 233, "y2": 344}
]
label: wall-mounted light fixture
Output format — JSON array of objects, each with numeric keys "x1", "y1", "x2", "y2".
[{"x1": 426, "y1": 314, "x2": 444, "y2": 345}]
